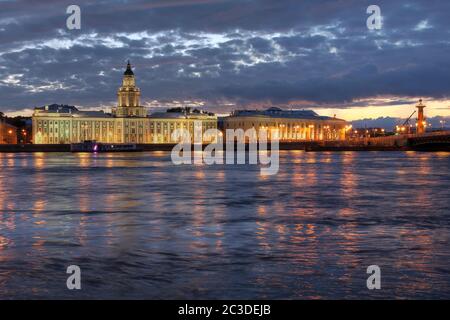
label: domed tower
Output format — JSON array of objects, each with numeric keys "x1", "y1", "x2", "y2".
[{"x1": 113, "y1": 61, "x2": 146, "y2": 117}]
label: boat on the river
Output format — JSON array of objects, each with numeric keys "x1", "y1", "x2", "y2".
[{"x1": 70, "y1": 140, "x2": 142, "y2": 152}]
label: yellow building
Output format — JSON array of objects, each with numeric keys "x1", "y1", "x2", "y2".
[
  {"x1": 32, "y1": 62, "x2": 217, "y2": 144},
  {"x1": 222, "y1": 107, "x2": 347, "y2": 141},
  {"x1": 149, "y1": 110, "x2": 218, "y2": 143},
  {"x1": 0, "y1": 119, "x2": 18, "y2": 144}
]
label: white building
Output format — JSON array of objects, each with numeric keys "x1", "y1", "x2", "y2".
[{"x1": 32, "y1": 62, "x2": 217, "y2": 144}]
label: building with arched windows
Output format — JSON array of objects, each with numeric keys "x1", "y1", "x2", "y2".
[
  {"x1": 221, "y1": 107, "x2": 347, "y2": 141},
  {"x1": 32, "y1": 62, "x2": 346, "y2": 145},
  {"x1": 32, "y1": 62, "x2": 217, "y2": 144}
]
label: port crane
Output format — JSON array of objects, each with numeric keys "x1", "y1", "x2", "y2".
[{"x1": 397, "y1": 111, "x2": 416, "y2": 134}]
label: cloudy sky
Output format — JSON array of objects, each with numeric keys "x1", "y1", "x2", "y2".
[{"x1": 1, "y1": 0, "x2": 450, "y2": 120}]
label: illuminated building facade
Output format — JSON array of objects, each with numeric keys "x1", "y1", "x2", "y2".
[
  {"x1": 222, "y1": 107, "x2": 347, "y2": 141},
  {"x1": 32, "y1": 62, "x2": 217, "y2": 144},
  {"x1": 0, "y1": 119, "x2": 18, "y2": 144}
]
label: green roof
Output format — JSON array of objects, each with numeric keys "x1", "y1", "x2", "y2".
[{"x1": 124, "y1": 61, "x2": 134, "y2": 76}]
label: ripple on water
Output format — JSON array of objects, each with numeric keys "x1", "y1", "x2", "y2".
[{"x1": 0, "y1": 151, "x2": 449, "y2": 299}]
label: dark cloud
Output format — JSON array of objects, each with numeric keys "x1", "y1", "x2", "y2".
[{"x1": 1, "y1": 0, "x2": 450, "y2": 112}]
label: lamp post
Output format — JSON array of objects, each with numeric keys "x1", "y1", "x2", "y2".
[{"x1": 7, "y1": 129, "x2": 13, "y2": 144}]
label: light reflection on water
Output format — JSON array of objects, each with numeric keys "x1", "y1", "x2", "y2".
[{"x1": 0, "y1": 151, "x2": 449, "y2": 299}]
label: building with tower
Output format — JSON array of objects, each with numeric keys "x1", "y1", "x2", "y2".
[
  {"x1": 112, "y1": 61, "x2": 146, "y2": 118},
  {"x1": 32, "y1": 61, "x2": 347, "y2": 145},
  {"x1": 32, "y1": 62, "x2": 217, "y2": 144}
]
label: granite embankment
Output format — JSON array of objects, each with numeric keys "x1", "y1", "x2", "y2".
[{"x1": 0, "y1": 142, "x2": 406, "y2": 153}]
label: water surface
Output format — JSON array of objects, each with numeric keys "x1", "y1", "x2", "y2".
[{"x1": 0, "y1": 151, "x2": 449, "y2": 299}]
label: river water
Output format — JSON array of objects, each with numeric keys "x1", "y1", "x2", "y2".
[{"x1": 0, "y1": 151, "x2": 449, "y2": 299}]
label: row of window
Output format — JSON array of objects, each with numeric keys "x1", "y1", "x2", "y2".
[
  {"x1": 36, "y1": 120, "x2": 217, "y2": 128},
  {"x1": 227, "y1": 122, "x2": 338, "y2": 130}
]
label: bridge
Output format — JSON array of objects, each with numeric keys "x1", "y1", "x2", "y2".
[
  {"x1": 306, "y1": 130, "x2": 450, "y2": 151},
  {"x1": 408, "y1": 131, "x2": 450, "y2": 151}
]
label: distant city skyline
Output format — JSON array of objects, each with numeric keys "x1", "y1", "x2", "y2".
[{"x1": 1, "y1": 0, "x2": 450, "y2": 120}]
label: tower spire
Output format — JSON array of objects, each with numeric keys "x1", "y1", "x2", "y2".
[
  {"x1": 114, "y1": 60, "x2": 145, "y2": 117},
  {"x1": 124, "y1": 60, "x2": 134, "y2": 76}
]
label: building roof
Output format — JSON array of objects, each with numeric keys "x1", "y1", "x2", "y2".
[
  {"x1": 149, "y1": 111, "x2": 216, "y2": 119},
  {"x1": 73, "y1": 111, "x2": 112, "y2": 118},
  {"x1": 33, "y1": 104, "x2": 113, "y2": 118},
  {"x1": 229, "y1": 107, "x2": 345, "y2": 121},
  {"x1": 0, "y1": 118, "x2": 18, "y2": 129},
  {"x1": 124, "y1": 61, "x2": 134, "y2": 76},
  {"x1": 34, "y1": 104, "x2": 79, "y2": 113}
]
